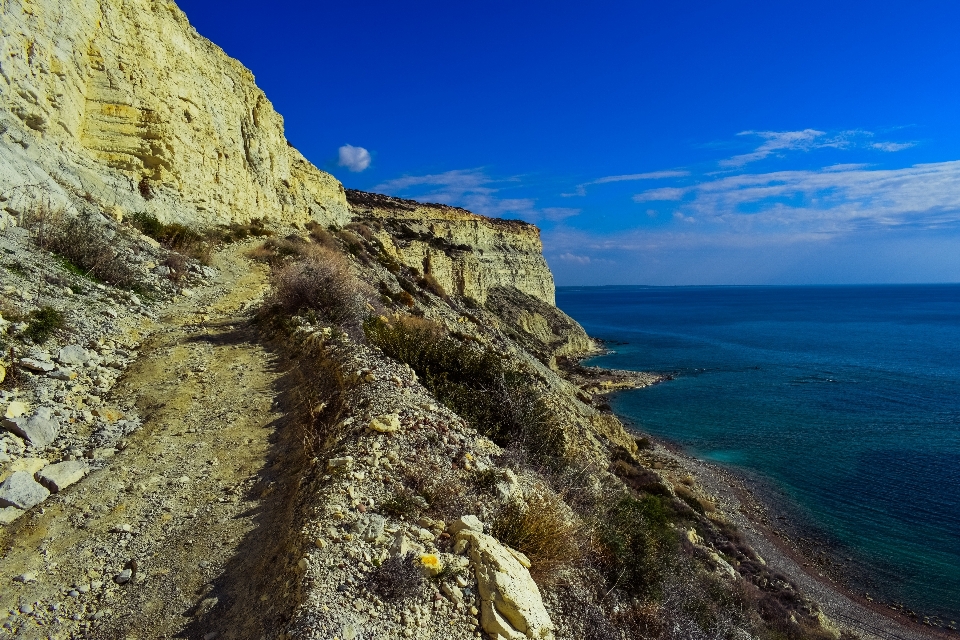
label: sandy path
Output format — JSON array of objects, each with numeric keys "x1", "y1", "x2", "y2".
[{"x1": 1, "y1": 243, "x2": 304, "y2": 639}]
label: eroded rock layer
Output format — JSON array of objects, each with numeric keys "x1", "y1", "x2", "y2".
[
  {"x1": 347, "y1": 190, "x2": 557, "y2": 305},
  {"x1": 0, "y1": 0, "x2": 348, "y2": 227}
]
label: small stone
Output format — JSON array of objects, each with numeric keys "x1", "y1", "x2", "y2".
[
  {"x1": 57, "y1": 345, "x2": 91, "y2": 366},
  {"x1": 3, "y1": 401, "x2": 28, "y2": 419},
  {"x1": 19, "y1": 603, "x2": 33, "y2": 614},
  {"x1": 68, "y1": 590, "x2": 80, "y2": 598},
  {"x1": 0, "y1": 471, "x2": 50, "y2": 509},
  {"x1": 369, "y1": 413, "x2": 401, "y2": 434},
  {"x1": 0, "y1": 457, "x2": 49, "y2": 482},
  {"x1": 14, "y1": 572, "x2": 36, "y2": 583},
  {"x1": 104, "y1": 308, "x2": 119, "y2": 319},
  {"x1": 3, "y1": 409, "x2": 61, "y2": 448},
  {"x1": 19, "y1": 358, "x2": 55, "y2": 373},
  {"x1": 327, "y1": 456, "x2": 354, "y2": 472},
  {"x1": 114, "y1": 569, "x2": 132, "y2": 584},
  {"x1": 448, "y1": 515, "x2": 483, "y2": 536},
  {"x1": 49, "y1": 368, "x2": 77, "y2": 381},
  {"x1": 92, "y1": 407, "x2": 123, "y2": 422},
  {"x1": 0, "y1": 506, "x2": 24, "y2": 524},
  {"x1": 36, "y1": 461, "x2": 88, "y2": 492}
]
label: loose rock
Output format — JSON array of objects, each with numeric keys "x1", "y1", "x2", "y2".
[{"x1": 0, "y1": 471, "x2": 51, "y2": 510}]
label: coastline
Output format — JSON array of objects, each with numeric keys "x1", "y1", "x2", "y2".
[{"x1": 612, "y1": 409, "x2": 955, "y2": 640}]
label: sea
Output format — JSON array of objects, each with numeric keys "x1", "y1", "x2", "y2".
[{"x1": 556, "y1": 284, "x2": 960, "y2": 623}]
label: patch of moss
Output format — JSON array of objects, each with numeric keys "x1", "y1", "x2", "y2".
[{"x1": 22, "y1": 306, "x2": 66, "y2": 344}]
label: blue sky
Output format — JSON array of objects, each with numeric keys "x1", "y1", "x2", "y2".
[{"x1": 178, "y1": 0, "x2": 960, "y2": 285}]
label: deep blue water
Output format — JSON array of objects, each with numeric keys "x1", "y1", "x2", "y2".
[{"x1": 557, "y1": 285, "x2": 960, "y2": 621}]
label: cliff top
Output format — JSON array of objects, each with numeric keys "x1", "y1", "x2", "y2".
[{"x1": 345, "y1": 189, "x2": 539, "y2": 234}]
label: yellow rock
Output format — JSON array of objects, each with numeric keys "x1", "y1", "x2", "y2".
[
  {"x1": 92, "y1": 407, "x2": 123, "y2": 422},
  {"x1": 0, "y1": 365, "x2": 5, "y2": 384},
  {"x1": 4, "y1": 401, "x2": 29, "y2": 420},
  {"x1": 419, "y1": 554, "x2": 442, "y2": 577},
  {"x1": 369, "y1": 413, "x2": 400, "y2": 434},
  {"x1": 0, "y1": 457, "x2": 49, "y2": 483}
]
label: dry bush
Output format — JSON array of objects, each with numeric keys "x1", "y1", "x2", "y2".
[
  {"x1": 363, "y1": 553, "x2": 424, "y2": 601},
  {"x1": 24, "y1": 204, "x2": 141, "y2": 289},
  {"x1": 401, "y1": 463, "x2": 465, "y2": 517},
  {"x1": 305, "y1": 222, "x2": 339, "y2": 249},
  {"x1": 418, "y1": 272, "x2": 448, "y2": 299},
  {"x1": 365, "y1": 316, "x2": 565, "y2": 463},
  {"x1": 268, "y1": 248, "x2": 365, "y2": 331},
  {"x1": 346, "y1": 222, "x2": 376, "y2": 242},
  {"x1": 130, "y1": 213, "x2": 213, "y2": 264},
  {"x1": 163, "y1": 252, "x2": 190, "y2": 283},
  {"x1": 291, "y1": 347, "x2": 355, "y2": 456},
  {"x1": 491, "y1": 492, "x2": 582, "y2": 580}
]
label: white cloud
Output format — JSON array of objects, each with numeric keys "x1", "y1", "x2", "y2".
[
  {"x1": 556, "y1": 252, "x2": 593, "y2": 264},
  {"x1": 720, "y1": 129, "x2": 827, "y2": 166},
  {"x1": 629, "y1": 160, "x2": 960, "y2": 236},
  {"x1": 872, "y1": 141, "x2": 916, "y2": 152},
  {"x1": 540, "y1": 207, "x2": 581, "y2": 221},
  {"x1": 562, "y1": 170, "x2": 689, "y2": 196},
  {"x1": 374, "y1": 169, "x2": 575, "y2": 222},
  {"x1": 338, "y1": 144, "x2": 372, "y2": 172},
  {"x1": 720, "y1": 129, "x2": 915, "y2": 167},
  {"x1": 633, "y1": 187, "x2": 687, "y2": 202}
]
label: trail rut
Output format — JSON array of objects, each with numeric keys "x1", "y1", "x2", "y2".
[{"x1": 1, "y1": 244, "x2": 305, "y2": 639}]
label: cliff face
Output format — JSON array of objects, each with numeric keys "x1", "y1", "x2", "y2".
[
  {"x1": 0, "y1": 0, "x2": 348, "y2": 227},
  {"x1": 347, "y1": 190, "x2": 557, "y2": 305}
]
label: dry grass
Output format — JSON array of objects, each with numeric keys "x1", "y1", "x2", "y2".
[
  {"x1": 267, "y1": 247, "x2": 365, "y2": 332},
  {"x1": 289, "y1": 342, "x2": 355, "y2": 457},
  {"x1": 491, "y1": 491, "x2": 582, "y2": 580},
  {"x1": 418, "y1": 272, "x2": 448, "y2": 299},
  {"x1": 363, "y1": 553, "x2": 424, "y2": 601}
]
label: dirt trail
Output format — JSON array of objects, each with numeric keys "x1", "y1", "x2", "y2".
[{"x1": 1, "y1": 243, "x2": 304, "y2": 639}]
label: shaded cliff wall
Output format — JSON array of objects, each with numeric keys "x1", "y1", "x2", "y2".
[
  {"x1": 0, "y1": 0, "x2": 348, "y2": 227},
  {"x1": 347, "y1": 190, "x2": 556, "y2": 305}
]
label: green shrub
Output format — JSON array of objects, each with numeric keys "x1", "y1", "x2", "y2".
[
  {"x1": 592, "y1": 493, "x2": 677, "y2": 598},
  {"x1": 363, "y1": 316, "x2": 564, "y2": 461},
  {"x1": 131, "y1": 213, "x2": 213, "y2": 264},
  {"x1": 23, "y1": 306, "x2": 65, "y2": 344},
  {"x1": 33, "y1": 213, "x2": 141, "y2": 288},
  {"x1": 381, "y1": 487, "x2": 424, "y2": 518}
]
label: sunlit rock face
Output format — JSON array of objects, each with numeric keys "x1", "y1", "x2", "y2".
[
  {"x1": 0, "y1": 0, "x2": 348, "y2": 227},
  {"x1": 347, "y1": 190, "x2": 556, "y2": 306}
]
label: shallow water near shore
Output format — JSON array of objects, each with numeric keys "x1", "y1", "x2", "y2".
[{"x1": 557, "y1": 284, "x2": 960, "y2": 623}]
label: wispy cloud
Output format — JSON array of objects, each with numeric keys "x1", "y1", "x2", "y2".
[
  {"x1": 338, "y1": 144, "x2": 371, "y2": 172},
  {"x1": 562, "y1": 170, "x2": 689, "y2": 197},
  {"x1": 632, "y1": 187, "x2": 687, "y2": 202},
  {"x1": 872, "y1": 141, "x2": 916, "y2": 152},
  {"x1": 679, "y1": 161, "x2": 960, "y2": 233},
  {"x1": 374, "y1": 169, "x2": 579, "y2": 222},
  {"x1": 720, "y1": 129, "x2": 828, "y2": 166},
  {"x1": 720, "y1": 129, "x2": 915, "y2": 167}
]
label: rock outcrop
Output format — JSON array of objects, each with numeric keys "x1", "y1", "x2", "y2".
[
  {"x1": 455, "y1": 529, "x2": 555, "y2": 640},
  {"x1": 347, "y1": 190, "x2": 556, "y2": 305},
  {"x1": 0, "y1": 0, "x2": 349, "y2": 228}
]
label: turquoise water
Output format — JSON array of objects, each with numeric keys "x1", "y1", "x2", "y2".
[{"x1": 556, "y1": 285, "x2": 960, "y2": 621}]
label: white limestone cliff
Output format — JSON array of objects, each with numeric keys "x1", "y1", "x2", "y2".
[{"x1": 0, "y1": 0, "x2": 348, "y2": 227}]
